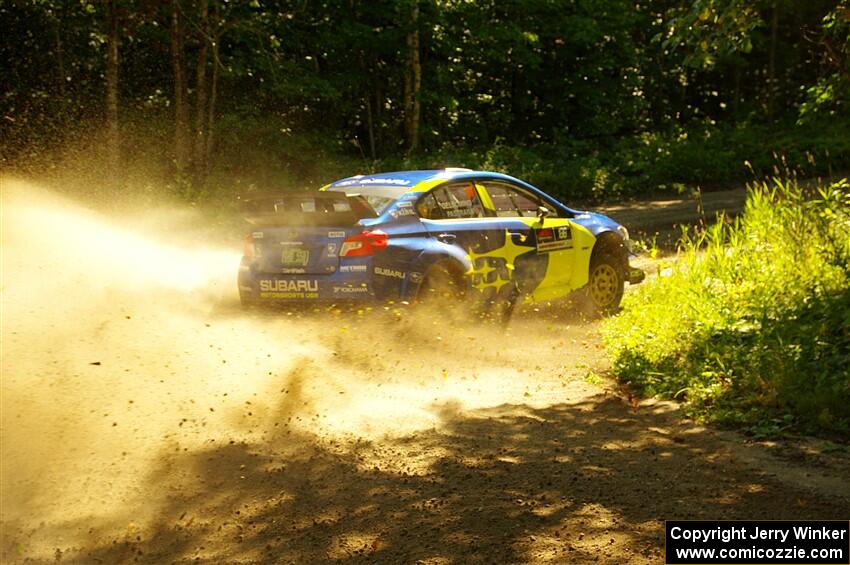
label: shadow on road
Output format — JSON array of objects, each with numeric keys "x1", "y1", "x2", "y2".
[{"x1": 64, "y1": 389, "x2": 847, "y2": 564}]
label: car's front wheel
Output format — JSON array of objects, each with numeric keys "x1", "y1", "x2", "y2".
[{"x1": 582, "y1": 252, "x2": 625, "y2": 316}]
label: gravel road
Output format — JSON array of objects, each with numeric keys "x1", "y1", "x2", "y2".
[{"x1": 1, "y1": 177, "x2": 847, "y2": 564}]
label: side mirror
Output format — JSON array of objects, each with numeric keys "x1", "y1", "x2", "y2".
[{"x1": 537, "y1": 206, "x2": 551, "y2": 222}]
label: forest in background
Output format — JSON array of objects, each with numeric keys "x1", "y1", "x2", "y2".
[{"x1": 1, "y1": 0, "x2": 849, "y2": 203}]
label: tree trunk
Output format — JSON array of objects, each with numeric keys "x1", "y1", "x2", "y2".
[
  {"x1": 732, "y1": 62, "x2": 741, "y2": 118},
  {"x1": 170, "y1": 0, "x2": 190, "y2": 173},
  {"x1": 403, "y1": 1, "x2": 421, "y2": 154},
  {"x1": 767, "y1": 2, "x2": 778, "y2": 120},
  {"x1": 365, "y1": 95, "x2": 376, "y2": 160},
  {"x1": 105, "y1": 0, "x2": 120, "y2": 187},
  {"x1": 205, "y1": 29, "x2": 220, "y2": 174},
  {"x1": 510, "y1": 66, "x2": 523, "y2": 137},
  {"x1": 193, "y1": 0, "x2": 209, "y2": 184},
  {"x1": 53, "y1": 10, "x2": 65, "y2": 99}
]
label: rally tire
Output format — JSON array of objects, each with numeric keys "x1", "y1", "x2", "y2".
[
  {"x1": 239, "y1": 291, "x2": 257, "y2": 310},
  {"x1": 492, "y1": 283, "x2": 519, "y2": 326},
  {"x1": 417, "y1": 261, "x2": 466, "y2": 303},
  {"x1": 581, "y1": 252, "x2": 625, "y2": 317}
]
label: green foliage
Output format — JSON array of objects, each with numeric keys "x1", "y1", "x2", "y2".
[
  {"x1": 366, "y1": 118, "x2": 850, "y2": 203},
  {"x1": 659, "y1": 0, "x2": 762, "y2": 69},
  {"x1": 798, "y1": 2, "x2": 850, "y2": 123},
  {"x1": 604, "y1": 179, "x2": 850, "y2": 437},
  {"x1": 1, "y1": 0, "x2": 847, "y2": 203}
]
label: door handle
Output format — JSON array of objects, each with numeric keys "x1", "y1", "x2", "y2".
[{"x1": 436, "y1": 233, "x2": 457, "y2": 243}]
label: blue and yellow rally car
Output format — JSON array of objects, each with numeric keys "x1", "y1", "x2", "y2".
[{"x1": 238, "y1": 169, "x2": 644, "y2": 317}]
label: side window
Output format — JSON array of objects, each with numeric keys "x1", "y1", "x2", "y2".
[
  {"x1": 416, "y1": 191, "x2": 442, "y2": 219},
  {"x1": 481, "y1": 181, "x2": 553, "y2": 218},
  {"x1": 417, "y1": 183, "x2": 485, "y2": 220}
]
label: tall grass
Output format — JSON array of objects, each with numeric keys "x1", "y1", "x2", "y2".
[{"x1": 604, "y1": 179, "x2": 850, "y2": 437}]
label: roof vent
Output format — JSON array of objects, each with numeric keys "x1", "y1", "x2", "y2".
[{"x1": 443, "y1": 167, "x2": 472, "y2": 172}]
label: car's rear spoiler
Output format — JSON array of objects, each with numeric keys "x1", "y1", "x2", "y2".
[{"x1": 238, "y1": 191, "x2": 377, "y2": 226}]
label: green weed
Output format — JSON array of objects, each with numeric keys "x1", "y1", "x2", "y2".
[{"x1": 604, "y1": 179, "x2": 850, "y2": 438}]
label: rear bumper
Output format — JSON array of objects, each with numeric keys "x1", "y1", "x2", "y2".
[
  {"x1": 239, "y1": 272, "x2": 375, "y2": 302},
  {"x1": 237, "y1": 258, "x2": 417, "y2": 303}
]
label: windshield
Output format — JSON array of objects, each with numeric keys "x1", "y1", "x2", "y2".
[{"x1": 327, "y1": 185, "x2": 408, "y2": 215}]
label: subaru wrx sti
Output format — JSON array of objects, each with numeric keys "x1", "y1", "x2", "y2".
[{"x1": 237, "y1": 169, "x2": 644, "y2": 317}]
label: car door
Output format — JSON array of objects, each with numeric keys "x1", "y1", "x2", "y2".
[
  {"x1": 476, "y1": 179, "x2": 583, "y2": 302},
  {"x1": 417, "y1": 181, "x2": 513, "y2": 297}
]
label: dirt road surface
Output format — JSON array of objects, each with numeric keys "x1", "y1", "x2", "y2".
[{"x1": 1, "y1": 177, "x2": 848, "y2": 564}]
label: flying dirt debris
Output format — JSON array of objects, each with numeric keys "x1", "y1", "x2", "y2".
[
  {"x1": 1, "y1": 176, "x2": 614, "y2": 562},
  {"x1": 3, "y1": 178, "x2": 848, "y2": 564}
]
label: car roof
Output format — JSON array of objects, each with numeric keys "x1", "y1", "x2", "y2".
[{"x1": 327, "y1": 169, "x2": 520, "y2": 193}]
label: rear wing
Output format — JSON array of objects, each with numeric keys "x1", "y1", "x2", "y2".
[{"x1": 239, "y1": 191, "x2": 377, "y2": 226}]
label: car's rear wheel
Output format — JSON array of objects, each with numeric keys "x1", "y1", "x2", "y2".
[
  {"x1": 239, "y1": 293, "x2": 256, "y2": 310},
  {"x1": 581, "y1": 252, "x2": 625, "y2": 317},
  {"x1": 485, "y1": 284, "x2": 519, "y2": 325},
  {"x1": 418, "y1": 262, "x2": 465, "y2": 303},
  {"x1": 418, "y1": 261, "x2": 519, "y2": 325}
]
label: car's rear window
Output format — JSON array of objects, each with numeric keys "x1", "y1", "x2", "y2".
[
  {"x1": 240, "y1": 192, "x2": 360, "y2": 226},
  {"x1": 327, "y1": 185, "x2": 408, "y2": 215}
]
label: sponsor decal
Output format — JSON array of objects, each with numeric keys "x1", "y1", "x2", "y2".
[
  {"x1": 252, "y1": 232, "x2": 264, "y2": 239},
  {"x1": 333, "y1": 286, "x2": 370, "y2": 294},
  {"x1": 260, "y1": 291, "x2": 319, "y2": 299},
  {"x1": 281, "y1": 268, "x2": 307, "y2": 274},
  {"x1": 259, "y1": 280, "x2": 318, "y2": 292},
  {"x1": 375, "y1": 266, "x2": 405, "y2": 279},
  {"x1": 279, "y1": 241, "x2": 303, "y2": 246},
  {"x1": 327, "y1": 242, "x2": 338, "y2": 254},
  {"x1": 328, "y1": 231, "x2": 346, "y2": 238},
  {"x1": 434, "y1": 198, "x2": 476, "y2": 218},
  {"x1": 340, "y1": 265, "x2": 368, "y2": 273},
  {"x1": 409, "y1": 271, "x2": 423, "y2": 283},
  {"x1": 465, "y1": 229, "x2": 534, "y2": 293},
  {"x1": 535, "y1": 225, "x2": 573, "y2": 253},
  {"x1": 390, "y1": 207, "x2": 416, "y2": 218},
  {"x1": 335, "y1": 178, "x2": 410, "y2": 187},
  {"x1": 397, "y1": 201, "x2": 414, "y2": 208}
]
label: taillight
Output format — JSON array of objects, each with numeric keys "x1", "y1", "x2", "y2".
[
  {"x1": 243, "y1": 235, "x2": 255, "y2": 258},
  {"x1": 339, "y1": 230, "x2": 388, "y2": 257}
]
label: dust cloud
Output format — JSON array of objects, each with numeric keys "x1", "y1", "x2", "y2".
[{"x1": 0, "y1": 176, "x2": 602, "y2": 561}]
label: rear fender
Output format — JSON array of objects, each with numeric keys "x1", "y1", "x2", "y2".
[{"x1": 401, "y1": 242, "x2": 471, "y2": 300}]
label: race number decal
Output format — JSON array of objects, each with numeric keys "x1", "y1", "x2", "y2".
[{"x1": 535, "y1": 225, "x2": 573, "y2": 253}]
